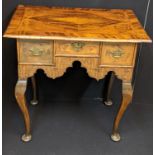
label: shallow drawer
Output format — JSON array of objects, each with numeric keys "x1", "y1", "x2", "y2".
[
  {"x1": 55, "y1": 41, "x2": 100, "y2": 57},
  {"x1": 17, "y1": 39, "x2": 54, "y2": 65},
  {"x1": 100, "y1": 43, "x2": 137, "y2": 67}
]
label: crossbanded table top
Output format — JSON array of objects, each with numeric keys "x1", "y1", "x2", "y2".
[{"x1": 4, "y1": 5, "x2": 151, "y2": 43}]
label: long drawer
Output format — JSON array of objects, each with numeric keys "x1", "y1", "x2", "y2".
[{"x1": 54, "y1": 40, "x2": 100, "y2": 57}]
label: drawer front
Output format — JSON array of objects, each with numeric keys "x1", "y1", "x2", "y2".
[
  {"x1": 55, "y1": 41, "x2": 100, "y2": 57},
  {"x1": 18, "y1": 40, "x2": 54, "y2": 65},
  {"x1": 100, "y1": 43, "x2": 136, "y2": 66}
]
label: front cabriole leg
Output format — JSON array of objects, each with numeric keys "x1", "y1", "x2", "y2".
[
  {"x1": 15, "y1": 79, "x2": 32, "y2": 142},
  {"x1": 111, "y1": 82, "x2": 133, "y2": 142}
]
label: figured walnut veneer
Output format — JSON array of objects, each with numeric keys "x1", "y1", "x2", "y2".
[
  {"x1": 100, "y1": 43, "x2": 137, "y2": 67},
  {"x1": 4, "y1": 5, "x2": 151, "y2": 42},
  {"x1": 3, "y1": 5, "x2": 151, "y2": 142},
  {"x1": 17, "y1": 39, "x2": 135, "y2": 82},
  {"x1": 55, "y1": 41, "x2": 100, "y2": 57},
  {"x1": 17, "y1": 39, "x2": 54, "y2": 65}
]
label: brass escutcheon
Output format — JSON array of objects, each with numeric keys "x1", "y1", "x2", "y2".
[
  {"x1": 107, "y1": 49, "x2": 124, "y2": 58},
  {"x1": 29, "y1": 47, "x2": 43, "y2": 56},
  {"x1": 71, "y1": 42, "x2": 85, "y2": 51}
]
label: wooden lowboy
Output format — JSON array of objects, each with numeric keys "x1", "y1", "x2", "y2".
[{"x1": 3, "y1": 5, "x2": 151, "y2": 142}]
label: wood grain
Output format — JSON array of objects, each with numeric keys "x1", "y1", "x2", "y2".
[
  {"x1": 55, "y1": 41, "x2": 100, "y2": 57},
  {"x1": 18, "y1": 64, "x2": 133, "y2": 82},
  {"x1": 16, "y1": 39, "x2": 136, "y2": 83},
  {"x1": 4, "y1": 5, "x2": 151, "y2": 43},
  {"x1": 15, "y1": 80, "x2": 31, "y2": 136},
  {"x1": 100, "y1": 43, "x2": 137, "y2": 67},
  {"x1": 17, "y1": 39, "x2": 54, "y2": 65},
  {"x1": 112, "y1": 82, "x2": 133, "y2": 139}
]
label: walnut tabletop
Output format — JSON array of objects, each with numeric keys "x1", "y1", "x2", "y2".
[
  {"x1": 3, "y1": 5, "x2": 151, "y2": 143},
  {"x1": 4, "y1": 5, "x2": 151, "y2": 42}
]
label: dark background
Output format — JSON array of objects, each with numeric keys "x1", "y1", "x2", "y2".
[{"x1": 3, "y1": 0, "x2": 153, "y2": 155}]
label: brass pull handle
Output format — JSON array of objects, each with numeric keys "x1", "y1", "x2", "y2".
[
  {"x1": 107, "y1": 49, "x2": 124, "y2": 58},
  {"x1": 29, "y1": 48, "x2": 43, "y2": 56},
  {"x1": 71, "y1": 42, "x2": 85, "y2": 51}
]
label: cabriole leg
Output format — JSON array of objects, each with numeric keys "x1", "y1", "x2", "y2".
[
  {"x1": 15, "y1": 79, "x2": 32, "y2": 142},
  {"x1": 30, "y1": 75, "x2": 38, "y2": 106},
  {"x1": 104, "y1": 72, "x2": 115, "y2": 106},
  {"x1": 111, "y1": 82, "x2": 133, "y2": 142}
]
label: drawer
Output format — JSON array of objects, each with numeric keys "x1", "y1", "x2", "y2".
[
  {"x1": 100, "y1": 43, "x2": 137, "y2": 67},
  {"x1": 55, "y1": 41, "x2": 100, "y2": 57},
  {"x1": 17, "y1": 39, "x2": 54, "y2": 65}
]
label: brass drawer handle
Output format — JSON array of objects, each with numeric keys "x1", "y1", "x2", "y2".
[
  {"x1": 29, "y1": 48, "x2": 43, "y2": 56},
  {"x1": 71, "y1": 42, "x2": 85, "y2": 51},
  {"x1": 107, "y1": 49, "x2": 124, "y2": 58}
]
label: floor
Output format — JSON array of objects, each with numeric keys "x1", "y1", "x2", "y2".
[{"x1": 3, "y1": 69, "x2": 153, "y2": 155}]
